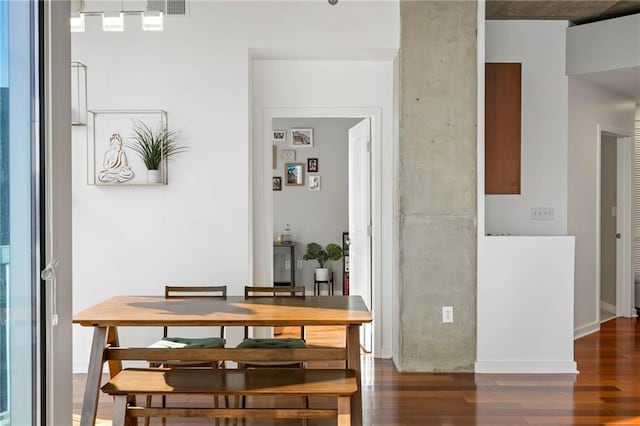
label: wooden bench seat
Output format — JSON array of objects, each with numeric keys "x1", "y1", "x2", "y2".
[{"x1": 101, "y1": 368, "x2": 357, "y2": 426}]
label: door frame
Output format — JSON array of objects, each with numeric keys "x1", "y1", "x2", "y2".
[
  {"x1": 596, "y1": 125, "x2": 634, "y2": 322},
  {"x1": 255, "y1": 106, "x2": 383, "y2": 356}
]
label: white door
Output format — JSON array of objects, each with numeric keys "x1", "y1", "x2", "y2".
[{"x1": 348, "y1": 118, "x2": 372, "y2": 352}]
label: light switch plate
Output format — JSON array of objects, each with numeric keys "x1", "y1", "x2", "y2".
[{"x1": 531, "y1": 207, "x2": 554, "y2": 221}]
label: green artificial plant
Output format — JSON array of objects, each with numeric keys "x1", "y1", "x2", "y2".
[
  {"x1": 126, "y1": 120, "x2": 187, "y2": 170},
  {"x1": 303, "y1": 242, "x2": 343, "y2": 268}
]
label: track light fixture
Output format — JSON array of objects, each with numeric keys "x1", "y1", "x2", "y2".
[
  {"x1": 70, "y1": 13, "x2": 85, "y2": 32},
  {"x1": 70, "y1": 4, "x2": 164, "y2": 33},
  {"x1": 102, "y1": 12, "x2": 124, "y2": 32}
]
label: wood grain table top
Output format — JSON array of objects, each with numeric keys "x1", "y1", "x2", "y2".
[{"x1": 73, "y1": 295, "x2": 372, "y2": 327}]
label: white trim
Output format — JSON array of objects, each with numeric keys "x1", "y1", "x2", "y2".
[
  {"x1": 574, "y1": 320, "x2": 600, "y2": 339},
  {"x1": 596, "y1": 126, "x2": 602, "y2": 325},
  {"x1": 257, "y1": 107, "x2": 386, "y2": 358},
  {"x1": 476, "y1": 0, "x2": 486, "y2": 369},
  {"x1": 600, "y1": 300, "x2": 617, "y2": 315},
  {"x1": 475, "y1": 361, "x2": 578, "y2": 374},
  {"x1": 476, "y1": 0, "x2": 486, "y2": 241}
]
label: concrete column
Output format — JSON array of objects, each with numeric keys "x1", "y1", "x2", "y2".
[{"x1": 395, "y1": 0, "x2": 477, "y2": 372}]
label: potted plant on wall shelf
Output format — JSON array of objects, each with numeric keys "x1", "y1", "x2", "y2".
[
  {"x1": 303, "y1": 242, "x2": 343, "y2": 282},
  {"x1": 127, "y1": 120, "x2": 187, "y2": 183}
]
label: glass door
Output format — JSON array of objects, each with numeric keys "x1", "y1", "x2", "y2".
[{"x1": 1, "y1": 0, "x2": 42, "y2": 424}]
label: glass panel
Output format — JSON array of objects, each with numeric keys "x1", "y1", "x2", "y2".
[{"x1": 0, "y1": 0, "x2": 40, "y2": 424}]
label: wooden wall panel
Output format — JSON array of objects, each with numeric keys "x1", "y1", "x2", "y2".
[{"x1": 485, "y1": 63, "x2": 522, "y2": 194}]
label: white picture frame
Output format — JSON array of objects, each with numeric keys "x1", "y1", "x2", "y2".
[
  {"x1": 280, "y1": 149, "x2": 296, "y2": 161},
  {"x1": 291, "y1": 128, "x2": 313, "y2": 147},
  {"x1": 308, "y1": 175, "x2": 321, "y2": 191},
  {"x1": 272, "y1": 130, "x2": 286, "y2": 142}
]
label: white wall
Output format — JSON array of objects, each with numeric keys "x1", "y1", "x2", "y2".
[
  {"x1": 485, "y1": 21, "x2": 568, "y2": 236},
  {"x1": 568, "y1": 78, "x2": 636, "y2": 337},
  {"x1": 477, "y1": 236, "x2": 576, "y2": 373},
  {"x1": 566, "y1": 14, "x2": 640, "y2": 75},
  {"x1": 72, "y1": 1, "x2": 399, "y2": 372},
  {"x1": 272, "y1": 117, "x2": 360, "y2": 289},
  {"x1": 252, "y1": 60, "x2": 395, "y2": 357},
  {"x1": 478, "y1": 18, "x2": 576, "y2": 374}
]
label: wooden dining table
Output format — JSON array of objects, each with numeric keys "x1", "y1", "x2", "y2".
[{"x1": 73, "y1": 294, "x2": 372, "y2": 426}]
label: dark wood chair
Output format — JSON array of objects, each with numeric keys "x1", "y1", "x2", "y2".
[
  {"x1": 146, "y1": 285, "x2": 228, "y2": 426},
  {"x1": 235, "y1": 286, "x2": 309, "y2": 424}
]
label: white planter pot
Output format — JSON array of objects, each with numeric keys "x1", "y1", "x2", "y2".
[
  {"x1": 147, "y1": 169, "x2": 162, "y2": 184},
  {"x1": 315, "y1": 268, "x2": 329, "y2": 282}
]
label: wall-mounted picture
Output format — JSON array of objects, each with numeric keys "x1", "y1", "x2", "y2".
[
  {"x1": 280, "y1": 149, "x2": 296, "y2": 161},
  {"x1": 291, "y1": 128, "x2": 313, "y2": 147},
  {"x1": 307, "y1": 157, "x2": 318, "y2": 172},
  {"x1": 272, "y1": 130, "x2": 286, "y2": 141},
  {"x1": 308, "y1": 175, "x2": 321, "y2": 191},
  {"x1": 285, "y1": 163, "x2": 305, "y2": 186},
  {"x1": 273, "y1": 176, "x2": 282, "y2": 191},
  {"x1": 87, "y1": 109, "x2": 169, "y2": 185}
]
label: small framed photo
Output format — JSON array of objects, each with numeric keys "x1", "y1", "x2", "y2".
[
  {"x1": 308, "y1": 175, "x2": 321, "y2": 191},
  {"x1": 307, "y1": 158, "x2": 318, "y2": 173},
  {"x1": 285, "y1": 163, "x2": 305, "y2": 186},
  {"x1": 272, "y1": 130, "x2": 286, "y2": 142},
  {"x1": 291, "y1": 128, "x2": 313, "y2": 147},
  {"x1": 273, "y1": 176, "x2": 282, "y2": 191},
  {"x1": 280, "y1": 149, "x2": 296, "y2": 161}
]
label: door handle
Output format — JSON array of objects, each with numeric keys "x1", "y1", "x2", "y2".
[{"x1": 616, "y1": 233, "x2": 621, "y2": 239}]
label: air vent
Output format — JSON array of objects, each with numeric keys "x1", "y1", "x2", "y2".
[{"x1": 147, "y1": 0, "x2": 187, "y2": 16}]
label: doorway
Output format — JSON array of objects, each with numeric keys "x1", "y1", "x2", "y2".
[
  {"x1": 600, "y1": 133, "x2": 617, "y2": 322},
  {"x1": 597, "y1": 128, "x2": 634, "y2": 323},
  {"x1": 270, "y1": 116, "x2": 372, "y2": 349},
  {"x1": 253, "y1": 107, "x2": 383, "y2": 354}
]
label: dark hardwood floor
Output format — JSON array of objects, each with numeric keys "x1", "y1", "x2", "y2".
[{"x1": 73, "y1": 318, "x2": 640, "y2": 425}]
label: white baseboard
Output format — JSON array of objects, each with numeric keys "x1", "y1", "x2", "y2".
[
  {"x1": 600, "y1": 300, "x2": 617, "y2": 315},
  {"x1": 378, "y1": 346, "x2": 392, "y2": 359},
  {"x1": 574, "y1": 320, "x2": 600, "y2": 339},
  {"x1": 475, "y1": 360, "x2": 578, "y2": 374}
]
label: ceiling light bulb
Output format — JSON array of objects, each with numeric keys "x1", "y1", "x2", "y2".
[
  {"x1": 142, "y1": 10, "x2": 164, "y2": 31},
  {"x1": 102, "y1": 12, "x2": 124, "y2": 32},
  {"x1": 70, "y1": 13, "x2": 85, "y2": 32}
]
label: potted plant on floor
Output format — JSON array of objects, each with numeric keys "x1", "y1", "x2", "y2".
[
  {"x1": 127, "y1": 120, "x2": 187, "y2": 183},
  {"x1": 303, "y1": 242, "x2": 343, "y2": 282}
]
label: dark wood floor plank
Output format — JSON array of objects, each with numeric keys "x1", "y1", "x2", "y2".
[{"x1": 73, "y1": 318, "x2": 640, "y2": 425}]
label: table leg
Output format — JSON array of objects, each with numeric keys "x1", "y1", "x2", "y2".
[
  {"x1": 80, "y1": 326, "x2": 108, "y2": 426},
  {"x1": 347, "y1": 324, "x2": 362, "y2": 426},
  {"x1": 106, "y1": 327, "x2": 137, "y2": 426}
]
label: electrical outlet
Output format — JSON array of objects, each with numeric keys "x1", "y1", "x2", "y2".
[
  {"x1": 284, "y1": 260, "x2": 291, "y2": 270},
  {"x1": 442, "y1": 306, "x2": 453, "y2": 323},
  {"x1": 531, "y1": 207, "x2": 554, "y2": 221},
  {"x1": 297, "y1": 260, "x2": 303, "y2": 269}
]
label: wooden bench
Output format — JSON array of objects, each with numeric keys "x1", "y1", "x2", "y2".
[{"x1": 101, "y1": 367, "x2": 358, "y2": 426}]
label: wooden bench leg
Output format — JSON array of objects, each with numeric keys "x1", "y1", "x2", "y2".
[
  {"x1": 144, "y1": 395, "x2": 152, "y2": 426},
  {"x1": 112, "y1": 395, "x2": 128, "y2": 426},
  {"x1": 337, "y1": 396, "x2": 351, "y2": 426}
]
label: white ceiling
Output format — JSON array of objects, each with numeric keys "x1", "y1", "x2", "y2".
[{"x1": 576, "y1": 66, "x2": 640, "y2": 102}]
